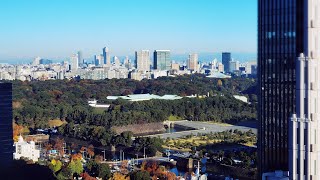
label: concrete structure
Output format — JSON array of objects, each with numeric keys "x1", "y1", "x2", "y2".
[
  {"x1": 188, "y1": 53, "x2": 198, "y2": 72},
  {"x1": 206, "y1": 72, "x2": 231, "y2": 79},
  {"x1": 222, "y1": 52, "x2": 231, "y2": 73},
  {"x1": 217, "y1": 62, "x2": 224, "y2": 73},
  {"x1": 32, "y1": 57, "x2": 41, "y2": 66},
  {"x1": 103, "y1": 47, "x2": 110, "y2": 65},
  {"x1": 113, "y1": 56, "x2": 120, "y2": 66},
  {"x1": 289, "y1": 0, "x2": 320, "y2": 179},
  {"x1": 13, "y1": 136, "x2": 40, "y2": 162},
  {"x1": 135, "y1": 50, "x2": 150, "y2": 71},
  {"x1": 229, "y1": 60, "x2": 240, "y2": 73},
  {"x1": 154, "y1": 50, "x2": 171, "y2": 71},
  {"x1": 107, "y1": 94, "x2": 183, "y2": 101},
  {"x1": 77, "y1": 51, "x2": 83, "y2": 66},
  {"x1": 70, "y1": 54, "x2": 79, "y2": 72},
  {"x1": 0, "y1": 82, "x2": 13, "y2": 169},
  {"x1": 233, "y1": 95, "x2": 248, "y2": 103}
]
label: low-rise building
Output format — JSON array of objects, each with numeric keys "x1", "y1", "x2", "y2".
[{"x1": 13, "y1": 135, "x2": 40, "y2": 162}]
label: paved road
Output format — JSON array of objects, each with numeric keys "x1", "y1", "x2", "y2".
[{"x1": 144, "y1": 121, "x2": 257, "y2": 139}]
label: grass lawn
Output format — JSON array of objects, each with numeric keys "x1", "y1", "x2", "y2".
[
  {"x1": 167, "y1": 115, "x2": 183, "y2": 121},
  {"x1": 163, "y1": 136, "x2": 256, "y2": 151},
  {"x1": 48, "y1": 119, "x2": 66, "y2": 127}
]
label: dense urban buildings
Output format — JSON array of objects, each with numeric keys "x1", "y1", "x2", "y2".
[
  {"x1": 258, "y1": 0, "x2": 304, "y2": 179},
  {"x1": 153, "y1": 50, "x2": 171, "y2": 71},
  {"x1": 135, "y1": 50, "x2": 150, "y2": 72},
  {"x1": 0, "y1": 82, "x2": 13, "y2": 169},
  {"x1": 222, "y1": 52, "x2": 231, "y2": 73},
  {"x1": 0, "y1": 48, "x2": 257, "y2": 81}
]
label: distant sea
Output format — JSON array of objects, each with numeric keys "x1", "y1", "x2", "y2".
[{"x1": 0, "y1": 52, "x2": 257, "y2": 65}]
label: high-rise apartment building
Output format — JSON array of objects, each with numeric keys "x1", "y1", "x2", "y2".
[
  {"x1": 0, "y1": 82, "x2": 13, "y2": 169},
  {"x1": 258, "y1": 0, "x2": 304, "y2": 179},
  {"x1": 188, "y1": 53, "x2": 198, "y2": 71},
  {"x1": 135, "y1": 50, "x2": 150, "y2": 72},
  {"x1": 103, "y1": 47, "x2": 110, "y2": 65},
  {"x1": 222, "y1": 52, "x2": 231, "y2": 73},
  {"x1": 154, "y1": 50, "x2": 171, "y2": 71}
]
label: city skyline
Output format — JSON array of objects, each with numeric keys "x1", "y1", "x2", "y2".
[{"x1": 0, "y1": 0, "x2": 257, "y2": 61}]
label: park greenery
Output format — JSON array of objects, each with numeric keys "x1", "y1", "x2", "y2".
[{"x1": 12, "y1": 75, "x2": 257, "y2": 148}]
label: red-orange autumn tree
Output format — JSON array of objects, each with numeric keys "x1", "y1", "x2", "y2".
[{"x1": 13, "y1": 123, "x2": 23, "y2": 142}]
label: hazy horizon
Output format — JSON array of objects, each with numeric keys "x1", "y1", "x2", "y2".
[{"x1": 0, "y1": 0, "x2": 257, "y2": 60}]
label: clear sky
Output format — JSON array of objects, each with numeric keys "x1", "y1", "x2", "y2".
[{"x1": 0, "y1": 0, "x2": 257, "y2": 61}]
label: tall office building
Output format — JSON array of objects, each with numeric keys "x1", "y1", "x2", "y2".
[
  {"x1": 135, "y1": 50, "x2": 150, "y2": 72},
  {"x1": 70, "y1": 54, "x2": 79, "y2": 72},
  {"x1": 0, "y1": 82, "x2": 13, "y2": 169},
  {"x1": 258, "y1": 0, "x2": 304, "y2": 178},
  {"x1": 188, "y1": 53, "x2": 199, "y2": 71},
  {"x1": 113, "y1": 56, "x2": 120, "y2": 66},
  {"x1": 32, "y1": 57, "x2": 41, "y2": 66},
  {"x1": 77, "y1": 51, "x2": 83, "y2": 66},
  {"x1": 229, "y1": 60, "x2": 240, "y2": 73},
  {"x1": 103, "y1": 47, "x2": 110, "y2": 65},
  {"x1": 289, "y1": 0, "x2": 320, "y2": 179},
  {"x1": 222, "y1": 52, "x2": 231, "y2": 73},
  {"x1": 154, "y1": 50, "x2": 171, "y2": 71}
]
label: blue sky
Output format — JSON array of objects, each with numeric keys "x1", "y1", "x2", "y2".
[{"x1": 0, "y1": 0, "x2": 257, "y2": 61}]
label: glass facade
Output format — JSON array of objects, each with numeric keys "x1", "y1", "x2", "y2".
[
  {"x1": 153, "y1": 50, "x2": 171, "y2": 71},
  {"x1": 258, "y1": 0, "x2": 304, "y2": 177},
  {"x1": 0, "y1": 83, "x2": 13, "y2": 168},
  {"x1": 222, "y1": 52, "x2": 231, "y2": 73}
]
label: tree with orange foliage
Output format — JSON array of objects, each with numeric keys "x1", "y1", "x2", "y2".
[
  {"x1": 94, "y1": 155, "x2": 103, "y2": 163},
  {"x1": 152, "y1": 175, "x2": 157, "y2": 180},
  {"x1": 120, "y1": 160, "x2": 129, "y2": 174},
  {"x1": 80, "y1": 172, "x2": 96, "y2": 180},
  {"x1": 146, "y1": 161, "x2": 159, "y2": 175},
  {"x1": 80, "y1": 146, "x2": 87, "y2": 157},
  {"x1": 110, "y1": 172, "x2": 130, "y2": 180},
  {"x1": 71, "y1": 153, "x2": 82, "y2": 161},
  {"x1": 166, "y1": 172, "x2": 176, "y2": 180},
  {"x1": 13, "y1": 123, "x2": 23, "y2": 142},
  {"x1": 53, "y1": 137, "x2": 65, "y2": 156},
  {"x1": 87, "y1": 144, "x2": 94, "y2": 159},
  {"x1": 141, "y1": 161, "x2": 147, "y2": 171}
]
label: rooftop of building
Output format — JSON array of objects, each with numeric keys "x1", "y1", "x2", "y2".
[{"x1": 107, "y1": 93, "x2": 184, "y2": 101}]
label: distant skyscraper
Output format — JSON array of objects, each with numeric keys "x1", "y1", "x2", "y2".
[
  {"x1": 222, "y1": 52, "x2": 231, "y2": 73},
  {"x1": 0, "y1": 82, "x2": 13, "y2": 169},
  {"x1": 154, "y1": 50, "x2": 171, "y2": 71},
  {"x1": 113, "y1": 56, "x2": 120, "y2": 66},
  {"x1": 229, "y1": 60, "x2": 239, "y2": 73},
  {"x1": 135, "y1": 50, "x2": 150, "y2": 72},
  {"x1": 70, "y1": 54, "x2": 79, "y2": 72},
  {"x1": 32, "y1": 57, "x2": 41, "y2": 66},
  {"x1": 103, "y1": 47, "x2": 110, "y2": 65},
  {"x1": 258, "y1": 0, "x2": 304, "y2": 179},
  {"x1": 188, "y1": 53, "x2": 198, "y2": 71},
  {"x1": 77, "y1": 51, "x2": 83, "y2": 66}
]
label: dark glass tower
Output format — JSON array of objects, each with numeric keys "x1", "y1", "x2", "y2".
[
  {"x1": 0, "y1": 83, "x2": 13, "y2": 168},
  {"x1": 222, "y1": 52, "x2": 231, "y2": 73},
  {"x1": 258, "y1": 0, "x2": 304, "y2": 177}
]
